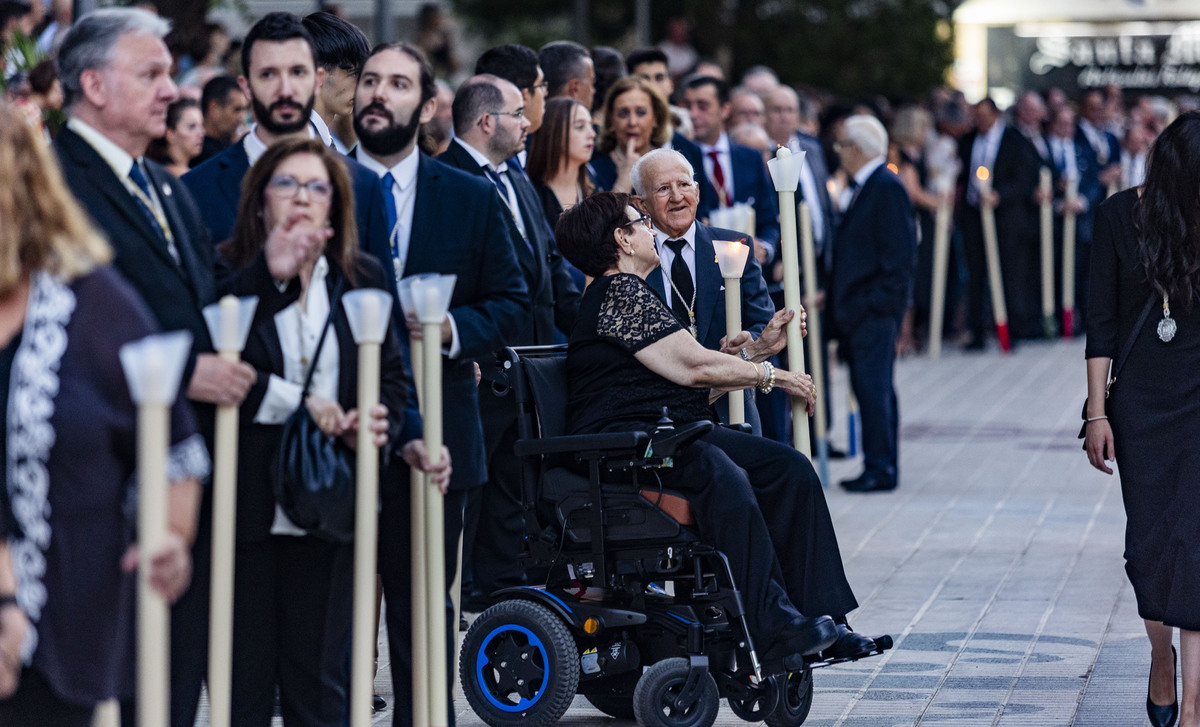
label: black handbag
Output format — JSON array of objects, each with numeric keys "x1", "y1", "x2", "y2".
[
  {"x1": 1077, "y1": 292, "x2": 1157, "y2": 442},
  {"x1": 272, "y1": 277, "x2": 355, "y2": 543}
]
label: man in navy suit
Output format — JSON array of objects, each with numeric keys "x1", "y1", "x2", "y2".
[
  {"x1": 1078, "y1": 89, "x2": 1123, "y2": 193},
  {"x1": 349, "y1": 42, "x2": 528, "y2": 727},
  {"x1": 437, "y1": 73, "x2": 582, "y2": 608},
  {"x1": 182, "y1": 12, "x2": 388, "y2": 251},
  {"x1": 632, "y1": 148, "x2": 789, "y2": 433},
  {"x1": 1049, "y1": 106, "x2": 1104, "y2": 328},
  {"x1": 829, "y1": 115, "x2": 916, "y2": 493},
  {"x1": 53, "y1": 9, "x2": 257, "y2": 726},
  {"x1": 683, "y1": 74, "x2": 781, "y2": 260}
]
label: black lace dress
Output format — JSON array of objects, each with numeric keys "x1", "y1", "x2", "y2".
[{"x1": 567, "y1": 273, "x2": 714, "y2": 434}]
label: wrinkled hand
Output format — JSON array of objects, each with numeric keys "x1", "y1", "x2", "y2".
[
  {"x1": 306, "y1": 395, "x2": 347, "y2": 437},
  {"x1": 1062, "y1": 197, "x2": 1087, "y2": 215},
  {"x1": 614, "y1": 137, "x2": 641, "y2": 175},
  {"x1": 1084, "y1": 418, "x2": 1115, "y2": 475},
  {"x1": 340, "y1": 404, "x2": 389, "y2": 450},
  {"x1": 0, "y1": 601, "x2": 28, "y2": 699},
  {"x1": 776, "y1": 369, "x2": 817, "y2": 415},
  {"x1": 402, "y1": 439, "x2": 453, "y2": 493},
  {"x1": 720, "y1": 309, "x2": 798, "y2": 362},
  {"x1": 405, "y1": 313, "x2": 453, "y2": 345},
  {"x1": 121, "y1": 531, "x2": 193, "y2": 604},
  {"x1": 265, "y1": 213, "x2": 331, "y2": 282},
  {"x1": 474, "y1": 362, "x2": 482, "y2": 386},
  {"x1": 187, "y1": 354, "x2": 256, "y2": 406}
]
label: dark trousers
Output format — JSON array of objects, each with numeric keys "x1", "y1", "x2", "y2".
[
  {"x1": 961, "y1": 208, "x2": 988, "y2": 340},
  {"x1": 660, "y1": 427, "x2": 858, "y2": 639},
  {"x1": 230, "y1": 534, "x2": 353, "y2": 727},
  {"x1": 0, "y1": 667, "x2": 94, "y2": 727},
  {"x1": 463, "y1": 423, "x2": 527, "y2": 604},
  {"x1": 840, "y1": 316, "x2": 900, "y2": 481},
  {"x1": 378, "y1": 484, "x2": 467, "y2": 727},
  {"x1": 961, "y1": 207, "x2": 1041, "y2": 340},
  {"x1": 170, "y1": 489, "x2": 211, "y2": 727}
]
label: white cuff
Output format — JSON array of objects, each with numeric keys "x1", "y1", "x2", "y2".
[
  {"x1": 254, "y1": 374, "x2": 304, "y2": 424},
  {"x1": 168, "y1": 433, "x2": 212, "y2": 484},
  {"x1": 444, "y1": 313, "x2": 461, "y2": 359}
]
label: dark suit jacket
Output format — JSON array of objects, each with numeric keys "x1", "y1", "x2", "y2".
[
  {"x1": 437, "y1": 141, "x2": 580, "y2": 345},
  {"x1": 181, "y1": 138, "x2": 390, "y2": 251},
  {"x1": 54, "y1": 125, "x2": 217, "y2": 415},
  {"x1": 790, "y1": 131, "x2": 837, "y2": 267},
  {"x1": 1053, "y1": 135, "x2": 1104, "y2": 244},
  {"x1": 216, "y1": 253, "x2": 412, "y2": 541},
  {"x1": 646, "y1": 222, "x2": 775, "y2": 430},
  {"x1": 724, "y1": 141, "x2": 781, "y2": 248},
  {"x1": 957, "y1": 125, "x2": 1041, "y2": 247},
  {"x1": 351, "y1": 150, "x2": 530, "y2": 490},
  {"x1": 830, "y1": 164, "x2": 917, "y2": 333}
]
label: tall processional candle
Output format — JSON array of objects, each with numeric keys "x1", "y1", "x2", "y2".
[
  {"x1": 119, "y1": 331, "x2": 194, "y2": 727},
  {"x1": 201, "y1": 296, "x2": 258, "y2": 727},
  {"x1": 708, "y1": 203, "x2": 756, "y2": 238},
  {"x1": 714, "y1": 240, "x2": 751, "y2": 424},
  {"x1": 412, "y1": 274, "x2": 457, "y2": 727},
  {"x1": 976, "y1": 166, "x2": 1011, "y2": 352},
  {"x1": 928, "y1": 178, "x2": 954, "y2": 358},
  {"x1": 767, "y1": 146, "x2": 812, "y2": 456},
  {"x1": 799, "y1": 202, "x2": 828, "y2": 484},
  {"x1": 399, "y1": 273, "x2": 435, "y2": 727},
  {"x1": 1062, "y1": 173, "x2": 1080, "y2": 338},
  {"x1": 343, "y1": 289, "x2": 394, "y2": 727},
  {"x1": 1040, "y1": 168, "x2": 1055, "y2": 339}
]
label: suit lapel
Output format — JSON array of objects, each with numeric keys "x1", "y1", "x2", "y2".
[
  {"x1": 143, "y1": 162, "x2": 204, "y2": 301},
  {"x1": 404, "y1": 154, "x2": 441, "y2": 277},
  {"x1": 693, "y1": 225, "x2": 721, "y2": 344}
]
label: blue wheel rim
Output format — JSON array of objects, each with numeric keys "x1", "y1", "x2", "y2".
[{"x1": 474, "y1": 624, "x2": 551, "y2": 712}]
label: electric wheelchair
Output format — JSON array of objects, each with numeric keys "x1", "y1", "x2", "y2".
[{"x1": 460, "y1": 346, "x2": 891, "y2": 727}]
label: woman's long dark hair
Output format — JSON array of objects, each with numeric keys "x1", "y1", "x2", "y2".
[
  {"x1": 1136, "y1": 110, "x2": 1200, "y2": 307},
  {"x1": 525, "y1": 97, "x2": 593, "y2": 196}
]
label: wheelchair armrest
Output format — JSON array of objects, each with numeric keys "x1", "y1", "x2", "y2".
[
  {"x1": 721, "y1": 422, "x2": 752, "y2": 434},
  {"x1": 648, "y1": 420, "x2": 714, "y2": 458},
  {"x1": 514, "y1": 431, "x2": 650, "y2": 457}
]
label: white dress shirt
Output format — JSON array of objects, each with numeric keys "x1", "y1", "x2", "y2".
[
  {"x1": 253, "y1": 256, "x2": 340, "y2": 535},
  {"x1": 967, "y1": 121, "x2": 1006, "y2": 205},
  {"x1": 654, "y1": 222, "x2": 698, "y2": 308},
  {"x1": 455, "y1": 138, "x2": 527, "y2": 240}
]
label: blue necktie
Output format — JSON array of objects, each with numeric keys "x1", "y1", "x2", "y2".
[
  {"x1": 382, "y1": 172, "x2": 399, "y2": 236},
  {"x1": 128, "y1": 162, "x2": 166, "y2": 241}
]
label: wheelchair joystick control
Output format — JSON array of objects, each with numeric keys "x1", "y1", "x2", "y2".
[{"x1": 655, "y1": 407, "x2": 674, "y2": 432}]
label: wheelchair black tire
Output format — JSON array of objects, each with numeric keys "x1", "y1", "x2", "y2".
[
  {"x1": 763, "y1": 669, "x2": 813, "y2": 727},
  {"x1": 632, "y1": 658, "x2": 719, "y2": 727},
  {"x1": 585, "y1": 693, "x2": 637, "y2": 719},
  {"x1": 460, "y1": 599, "x2": 580, "y2": 727}
]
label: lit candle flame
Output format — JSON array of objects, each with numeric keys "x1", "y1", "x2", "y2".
[
  {"x1": 887, "y1": 163, "x2": 899, "y2": 174},
  {"x1": 976, "y1": 166, "x2": 990, "y2": 182}
]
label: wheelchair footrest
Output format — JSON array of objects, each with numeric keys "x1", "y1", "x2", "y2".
[{"x1": 807, "y1": 634, "x2": 894, "y2": 670}]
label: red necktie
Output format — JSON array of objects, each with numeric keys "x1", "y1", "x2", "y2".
[{"x1": 708, "y1": 150, "x2": 729, "y2": 206}]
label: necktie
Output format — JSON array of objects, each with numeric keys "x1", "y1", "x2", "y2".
[
  {"x1": 382, "y1": 172, "x2": 399, "y2": 235},
  {"x1": 707, "y1": 150, "x2": 729, "y2": 206},
  {"x1": 486, "y1": 167, "x2": 533, "y2": 252},
  {"x1": 665, "y1": 238, "x2": 696, "y2": 335},
  {"x1": 128, "y1": 162, "x2": 178, "y2": 263}
]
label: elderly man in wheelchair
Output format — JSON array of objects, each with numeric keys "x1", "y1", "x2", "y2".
[{"x1": 459, "y1": 192, "x2": 890, "y2": 727}]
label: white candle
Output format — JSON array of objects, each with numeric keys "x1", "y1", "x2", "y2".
[
  {"x1": 422, "y1": 311, "x2": 448, "y2": 727},
  {"x1": 1040, "y1": 169, "x2": 1055, "y2": 338},
  {"x1": 1062, "y1": 173, "x2": 1080, "y2": 338},
  {"x1": 137, "y1": 347, "x2": 170, "y2": 727},
  {"x1": 799, "y1": 202, "x2": 828, "y2": 481},
  {"x1": 350, "y1": 292, "x2": 382, "y2": 727},
  {"x1": 977, "y1": 166, "x2": 1011, "y2": 352},
  {"x1": 928, "y1": 183, "x2": 953, "y2": 358},
  {"x1": 774, "y1": 147, "x2": 812, "y2": 455},
  {"x1": 409, "y1": 333, "x2": 429, "y2": 727}
]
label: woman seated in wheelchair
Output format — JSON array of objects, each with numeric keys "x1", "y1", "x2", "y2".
[{"x1": 554, "y1": 191, "x2": 877, "y2": 667}]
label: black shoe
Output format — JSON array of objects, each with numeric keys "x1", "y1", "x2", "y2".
[
  {"x1": 840, "y1": 472, "x2": 896, "y2": 493},
  {"x1": 827, "y1": 446, "x2": 848, "y2": 460},
  {"x1": 963, "y1": 336, "x2": 985, "y2": 351},
  {"x1": 460, "y1": 616, "x2": 469, "y2": 631},
  {"x1": 373, "y1": 695, "x2": 387, "y2": 713},
  {"x1": 820, "y1": 623, "x2": 877, "y2": 661},
  {"x1": 762, "y1": 615, "x2": 840, "y2": 665},
  {"x1": 1147, "y1": 645, "x2": 1178, "y2": 727}
]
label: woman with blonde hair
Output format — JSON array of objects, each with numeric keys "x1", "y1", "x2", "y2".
[
  {"x1": 591, "y1": 75, "x2": 671, "y2": 193},
  {"x1": 0, "y1": 101, "x2": 208, "y2": 725}
]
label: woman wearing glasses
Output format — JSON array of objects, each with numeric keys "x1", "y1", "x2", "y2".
[{"x1": 216, "y1": 138, "x2": 447, "y2": 725}]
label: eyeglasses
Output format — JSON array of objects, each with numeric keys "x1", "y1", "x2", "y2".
[
  {"x1": 621, "y1": 214, "x2": 654, "y2": 232},
  {"x1": 489, "y1": 107, "x2": 526, "y2": 120},
  {"x1": 524, "y1": 82, "x2": 549, "y2": 95},
  {"x1": 268, "y1": 175, "x2": 333, "y2": 202}
]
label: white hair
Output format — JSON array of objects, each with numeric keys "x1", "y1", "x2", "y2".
[
  {"x1": 843, "y1": 114, "x2": 888, "y2": 160},
  {"x1": 630, "y1": 148, "x2": 695, "y2": 196},
  {"x1": 59, "y1": 8, "x2": 171, "y2": 108}
]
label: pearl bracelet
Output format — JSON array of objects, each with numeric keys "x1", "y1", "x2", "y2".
[{"x1": 757, "y1": 361, "x2": 775, "y2": 394}]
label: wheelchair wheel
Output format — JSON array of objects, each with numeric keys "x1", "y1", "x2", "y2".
[
  {"x1": 764, "y1": 669, "x2": 813, "y2": 727},
  {"x1": 460, "y1": 600, "x2": 580, "y2": 727},
  {"x1": 633, "y1": 658, "x2": 719, "y2": 727}
]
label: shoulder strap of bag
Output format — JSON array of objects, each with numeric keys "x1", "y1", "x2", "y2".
[
  {"x1": 1108, "y1": 292, "x2": 1157, "y2": 392},
  {"x1": 299, "y1": 274, "x2": 347, "y2": 398}
]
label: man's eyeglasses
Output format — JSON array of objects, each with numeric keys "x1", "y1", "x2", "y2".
[
  {"x1": 489, "y1": 107, "x2": 526, "y2": 120},
  {"x1": 268, "y1": 175, "x2": 333, "y2": 202}
]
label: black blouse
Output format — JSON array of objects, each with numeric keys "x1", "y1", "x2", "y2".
[
  {"x1": 1087, "y1": 188, "x2": 1155, "y2": 359},
  {"x1": 567, "y1": 273, "x2": 714, "y2": 434}
]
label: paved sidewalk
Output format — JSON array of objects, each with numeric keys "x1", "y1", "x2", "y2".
[{"x1": 214, "y1": 338, "x2": 1154, "y2": 726}]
